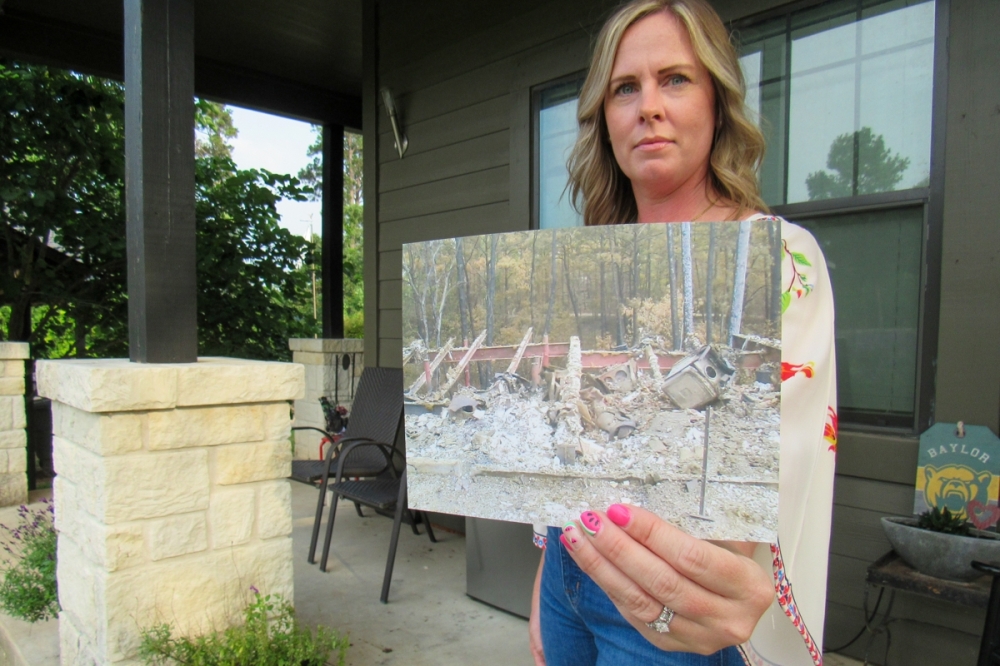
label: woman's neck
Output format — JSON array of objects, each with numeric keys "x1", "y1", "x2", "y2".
[{"x1": 634, "y1": 176, "x2": 737, "y2": 223}]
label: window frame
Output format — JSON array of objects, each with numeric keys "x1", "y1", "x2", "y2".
[
  {"x1": 732, "y1": 0, "x2": 950, "y2": 434},
  {"x1": 530, "y1": 70, "x2": 586, "y2": 231}
]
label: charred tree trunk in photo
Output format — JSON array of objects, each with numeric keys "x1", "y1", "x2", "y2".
[
  {"x1": 631, "y1": 226, "x2": 640, "y2": 345},
  {"x1": 544, "y1": 230, "x2": 557, "y2": 337},
  {"x1": 562, "y1": 246, "x2": 583, "y2": 339},
  {"x1": 456, "y1": 237, "x2": 471, "y2": 343},
  {"x1": 705, "y1": 223, "x2": 717, "y2": 344},
  {"x1": 599, "y1": 235, "x2": 608, "y2": 340},
  {"x1": 485, "y1": 234, "x2": 498, "y2": 381},
  {"x1": 681, "y1": 222, "x2": 694, "y2": 344},
  {"x1": 610, "y1": 229, "x2": 627, "y2": 347},
  {"x1": 403, "y1": 246, "x2": 429, "y2": 343},
  {"x1": 666, "y1": 224, "x2": 680, "y2": 350},
  {"x1": 529, "y1": 233, "x2": 538, "y2": 333},
  {"x1": 728, "y1": 220, "x2": 752, "y2": 346}
]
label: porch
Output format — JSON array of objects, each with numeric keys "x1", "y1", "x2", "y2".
[{"x1": 0, "y1": 484, "x2": 865, "y2": 666}]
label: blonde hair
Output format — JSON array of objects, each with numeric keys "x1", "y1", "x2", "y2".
[{"x1": 568, "y1": 0, "x2": 767, "y2": 225}]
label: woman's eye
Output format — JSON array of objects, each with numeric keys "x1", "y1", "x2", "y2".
[
  {"x1": 614, "y1": 82, "x2": 637, "y2": 96},
  {"x1": 665, "y1": 74, "x2": 689, "y2": 86}
]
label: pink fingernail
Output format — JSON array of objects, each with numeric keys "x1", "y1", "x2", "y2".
[
  {"x1": 607, "y1": 504, "x2": 631, "y2": 527},
  {"x1": 580, "y1": 511, "x2": 602, "y2": 536},
  {"x1": 559, "y1": 534, "x2": 576, "y2": 552},
  {"x1": 563, "y1": 523, "x2": 580, "y2": 544}
]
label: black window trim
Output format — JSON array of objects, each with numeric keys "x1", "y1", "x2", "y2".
[
  {"x1": 734, "y1": 0, "x2": 949, "y2": 435},
  {"x1": 530, "y1": 70, "x2": 586, "y2": 232}
]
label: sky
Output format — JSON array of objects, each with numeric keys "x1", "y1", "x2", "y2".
[{"x1": 227, "y1": 106, "x2": 322, "y2": 240}]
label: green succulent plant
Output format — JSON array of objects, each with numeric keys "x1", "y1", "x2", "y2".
[{"x1": 916, "y1": 506, "x2": 972, "y2": 537}]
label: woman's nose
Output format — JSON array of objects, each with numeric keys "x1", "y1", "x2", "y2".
[{"x1": 638, "y1": 86, "x2": 664, "y2": 123}]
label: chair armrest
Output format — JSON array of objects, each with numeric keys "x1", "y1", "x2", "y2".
[{"x1": 334, "y1": 440, "x2": 398, "y2": 483}]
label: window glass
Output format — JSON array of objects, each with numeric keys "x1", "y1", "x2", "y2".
[
  {"x1": 740, "y1": 0, "x2": 935, "y2": 206},
  {"x1": 798, "y1": 207, "x2": 923, "y2": 424},
  {"x1": 537, "y1": 78, "x2": 584, "y2": 229}
]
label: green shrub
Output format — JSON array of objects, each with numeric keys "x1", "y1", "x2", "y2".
[
  {"x1": 139, "y1": 590, "x2": 348, "y2": 665},
  {"x1": 0, "y1": 500, "x2": 59, "y2": 623}
]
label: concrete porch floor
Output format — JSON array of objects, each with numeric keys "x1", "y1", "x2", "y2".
[{"x1": 0, "y1": 483, "x2": 865, "y2": 666}]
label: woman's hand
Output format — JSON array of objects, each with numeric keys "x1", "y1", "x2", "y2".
[
  {"x1": 560, "y1": 504, "x2": 773, "y2": 655},
  {"x1": 529, "y1": 555, "x2": 546, "y2": 665}
]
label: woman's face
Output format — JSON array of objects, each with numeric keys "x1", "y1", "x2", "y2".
[{"x1": 603, "y1": 11, "x2": 717, "y2": 201}]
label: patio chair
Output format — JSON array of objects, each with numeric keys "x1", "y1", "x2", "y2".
[
  {"x1": 295, "y1": 367, "x2": 405, "y2": 565},
  {"x1": 320, "y1": 446, "x2": 436, "y2": 603}
]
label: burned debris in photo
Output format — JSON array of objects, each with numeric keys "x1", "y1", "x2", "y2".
[{"x1": 402, "y1": 220, "x2": 782, "y2": 541}]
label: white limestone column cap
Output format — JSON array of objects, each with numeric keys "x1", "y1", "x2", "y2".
[
  {"x1": 36, "y1": 357, "x2": 305, "y2": 413},
  {"x1": 0, "y1": 342, "x2": 29, "y2": 360},
  {"x1": 287, "y1": 338, "x2": 364, "y2": 353}
]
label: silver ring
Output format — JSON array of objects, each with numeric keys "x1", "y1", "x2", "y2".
[{"x1": 646, "y1": 606, "x2": 675, "y2": 633}]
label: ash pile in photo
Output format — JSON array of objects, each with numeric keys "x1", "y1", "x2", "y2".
[{"x1": 402, "y1": 221, "x2": 782, "y2": 541}]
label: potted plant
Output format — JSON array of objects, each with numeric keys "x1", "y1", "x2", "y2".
[{"x1": 882, "y1": 504, "x2": 1000, "y2": 582}]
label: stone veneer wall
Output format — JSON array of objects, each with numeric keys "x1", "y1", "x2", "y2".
[
  {"x1": 36, "y1": 357, "x2": 304, "y2": 665},
  {"x1": 288, "y1": 339, "x2": 363, "y2": 461},
  {"x1": 0, "y1": 342, "x2": 29, "y2": 507}
]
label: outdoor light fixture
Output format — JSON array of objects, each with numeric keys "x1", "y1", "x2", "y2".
[{"x1": 380, "y1": 88, "x2": 408, "y2": 159}]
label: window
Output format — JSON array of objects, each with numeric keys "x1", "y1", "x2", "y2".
[
  {"x1": 533, "y1": 75, "x2": 585, "y2": 230},
  {"x1": 738, "y1": 0, "x2": 937, "y2": 428},
  {"x1": 739, "y1": 0, "x2": 935, "y2": 207}
]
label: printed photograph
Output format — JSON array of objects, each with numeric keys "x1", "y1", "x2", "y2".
[{"x1": 403, "y1": 220, "x2": 782, "y2": 541}]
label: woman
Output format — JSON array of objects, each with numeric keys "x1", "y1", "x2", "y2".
[{"x1": 528, "y1": 1, "x2": 837, "y2": 665}]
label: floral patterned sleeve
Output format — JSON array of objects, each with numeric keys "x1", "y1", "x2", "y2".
[{"x1": 741, "y1": 218, "x2": 837, "y2": 666}]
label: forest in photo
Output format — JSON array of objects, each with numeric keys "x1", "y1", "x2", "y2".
[
  {"x1": 402, "y1": 219, "x2": 782, "y2": 368},
  {"x1": 403, "y1": 220, "x2": 785, "y2": 542}
]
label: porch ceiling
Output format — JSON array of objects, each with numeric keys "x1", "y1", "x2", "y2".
[{"x1": 0, "y1": 0, "x2": 362, "y2": 128}]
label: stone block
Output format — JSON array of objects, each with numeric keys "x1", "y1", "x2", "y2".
[
  {"x1": 209, "y1": 487, "x2": 255, "y2": 548},
  {"x1": 175, "y1": 358, "x2": 304, "y2": 406},
  {"x1": 292, "y1": 428, "x2": 323, "y2": 461},
  {"x1": 0, "y1": 473, "x2": 27, "y2": 507},
  {"x1": 0, "y1": 342, "x2": 29, "y2": 360},
  {"x1": 0, "y1": 448, "x2": 28, "y2": 473},
  {"x1": 292, "y1": 398, "x2": 324, "y2": 427},
  {"x1": 0, "y1": 396, "x2": 26, "y2": 431},
  {"x1": 291, "y1": 351, "x2": 328, "y2": 366},
  {"x1": 262, "y1": 402, "x2": 293, "y2": 441},
  {"x1": 37, "y1": 359, "x2": 178, "y2": 412},
  {"x1": 147, "y1": 405, "x2": 263, "y2": 450},
  {"x1": 257, "y1": 480, "x2": 292, "y2": 539},
  {"x1": 0, "y1": 360, "x2": 25, "y2": 378},
  {"x1": 52, "y1": 404, "x2": 143, "y2": 456},
  {"x1": 288, "y1": 338, "x2": 364, "y2": 354},
  {"x1": 60, "y1": 611, "x2": 100, "y2": 666},
  {"x1": 100, "y1": 538, "x2": 294, "y2": 662},
  {"x1": 0, "y1": 376, "x2": 25, "y2": 396},
  {"x1": 54, "y1": 477, "x2": 144, "y2": 571},
  {"x1": 214, "y1": 441, "x2": 290, "y2": 485},
  {"x1": 57, "y1": 538, "x2": 106, "y2": 655},
  {"x1": 148, "y1": 513, "x2": 208, "y2": 561},
  {"x1": 55, "y1": 438, "x2": 210, "y2": 523},
  {"x1": 0, "y1": 428, "x2": 27, "y2": 450}
]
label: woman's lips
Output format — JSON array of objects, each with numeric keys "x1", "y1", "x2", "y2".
[{"x1": 635, "y1": 138, "x2": 672, "y2": 151}]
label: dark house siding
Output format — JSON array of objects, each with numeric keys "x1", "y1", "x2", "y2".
[{"x1": 363, "y1": 1, "x2": 1000, "y2": 663}]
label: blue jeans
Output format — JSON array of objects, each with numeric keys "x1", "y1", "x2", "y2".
[{"x1": 540, "y1": 527, "x2": 743, "y2": 666}]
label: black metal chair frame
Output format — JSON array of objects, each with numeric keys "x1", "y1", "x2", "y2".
[{"x1": 321, "y1": 433, "x2": 436, "y2": 603}]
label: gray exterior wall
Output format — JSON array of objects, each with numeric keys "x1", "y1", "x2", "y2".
[{"x1": 362, "y1": 0, "x2": 1000, "y2": 663}]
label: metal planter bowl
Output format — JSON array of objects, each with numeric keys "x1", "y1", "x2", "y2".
[{"x1": 881, "y1": 516, "x2": 1000, "y2": 582}]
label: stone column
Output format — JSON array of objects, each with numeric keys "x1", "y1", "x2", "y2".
[
  {"x1": 36, "y1": 357, "x2": 304, "y2": 665},
  {"x1": 288, "y1": 339, "x2": 363, "y2": 461},
  {"x1": 0, "y1": 342, "x2": 29, "y2": 507}
]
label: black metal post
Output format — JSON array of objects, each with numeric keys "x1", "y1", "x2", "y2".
[
  {"x1": 124, "y1": 0, "x2": 198, "y2": 363},
  {"x1": 322, "y1": 123, "x2": 345, "y2": 339}
]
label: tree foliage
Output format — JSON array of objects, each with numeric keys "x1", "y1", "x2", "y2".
[
  {"x1": 806, "y1": 127, "x2": 910, "y2": 200},
  {"x1": 0, "y1": 60, "x2": 318, "y2": 360}
]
